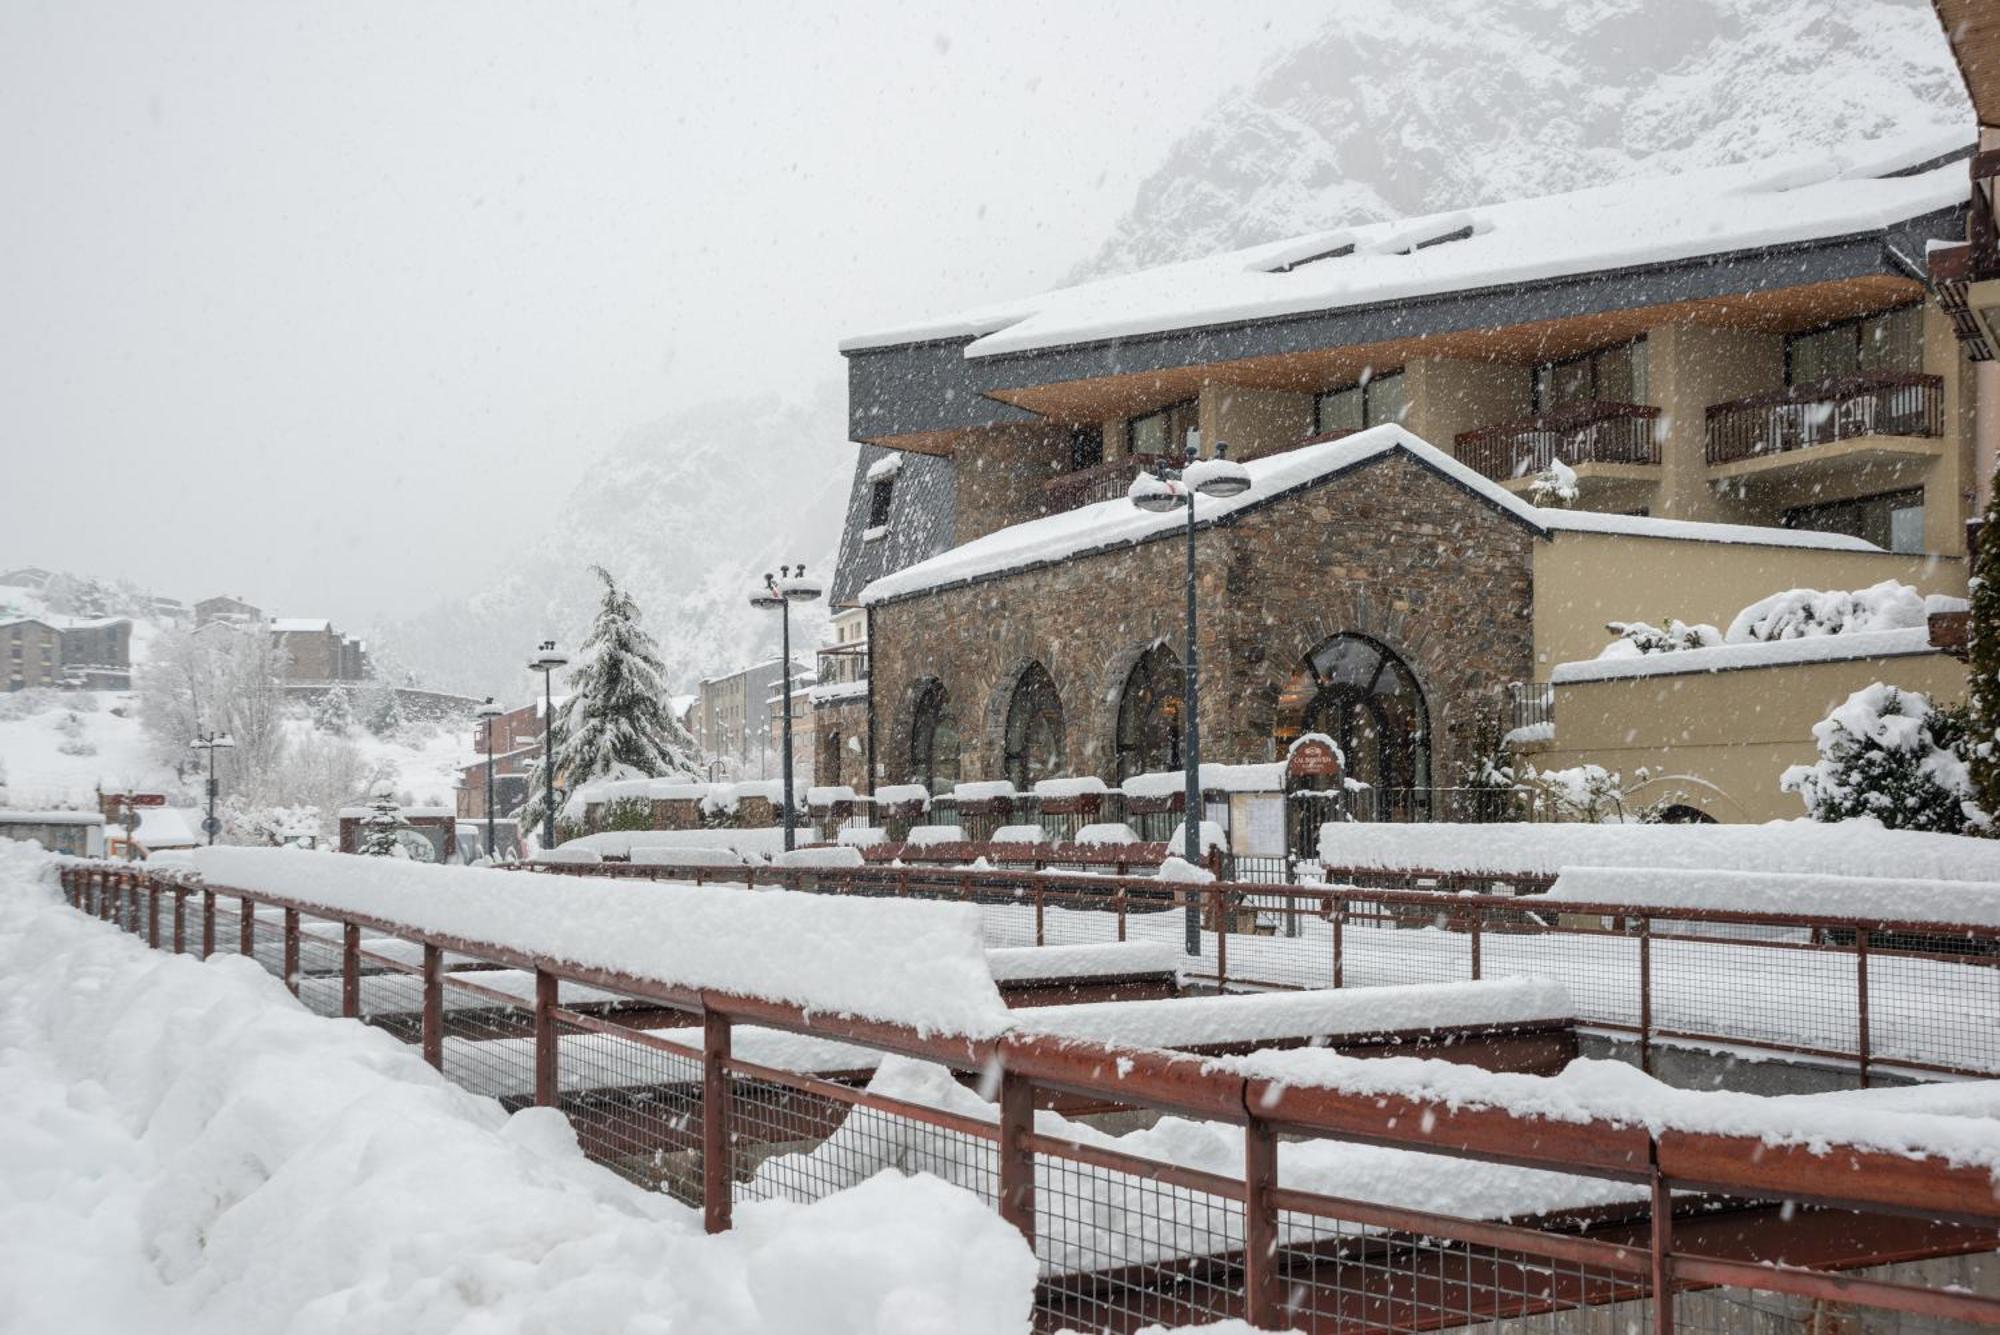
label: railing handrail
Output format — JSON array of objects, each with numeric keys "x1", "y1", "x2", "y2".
[
  {"x1": 1704, "y1": 371, "x2": 1943, "y2": 418},
  {"x1": 1454, "y1": 400, "x2": 1661, "y2": 447}
]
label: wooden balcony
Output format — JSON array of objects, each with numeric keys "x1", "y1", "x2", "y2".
[
  {"x1": 1038, "y1": 455, "x2": 1160, "y2": 515},
  {"x1": 1705, "y1": 373, "x2": 1942, "y2": 467},
  {"x1": 1454, "y1": 402, "x2": 1662, "y2": 483}
]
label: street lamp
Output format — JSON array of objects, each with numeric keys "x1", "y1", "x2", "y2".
[
  {"x1": 189, "y1": 731, "x2": 236, "y2": 847},
  {"x1": 475, "y1": 697, "x2": 503, "y2": 862},
  {"x1": 527, "y1": 641, "x2": 569, "y2": 851},
  {"x1": 750, "y1": 564, "x2": 822, "y2": 852},
  {"x1": 1129, "y1": 440, "x2": 1251, "y2": 954}
]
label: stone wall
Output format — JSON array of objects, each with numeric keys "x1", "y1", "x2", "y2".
[{"x1": 869, "y1": 451, "x2": 1537, "y2": 790}]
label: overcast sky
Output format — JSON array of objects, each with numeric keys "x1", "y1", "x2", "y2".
[{"x1": 0, "y1": 2, "x2": 1325, "y2": 622}]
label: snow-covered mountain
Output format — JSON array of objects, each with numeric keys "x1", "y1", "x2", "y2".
[
  {"x1": 1079, "y1": 0, "x2": 1970, "y2": 278},
  {"x1": 377, "y1": 389, "x2": 855, "y2": 702}
]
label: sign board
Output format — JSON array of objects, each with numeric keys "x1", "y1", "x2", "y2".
[
  {"x1": 103, "y1": 792, "x2": 167, "y2": 807},
  {"x1": 1231, "y1": 793, "x2": 1287, "y2": 857},
  {"x1": 1286, "y1": 737, "x2": 1343, "y2": 781}
]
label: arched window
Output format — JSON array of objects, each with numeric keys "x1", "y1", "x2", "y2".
[
  {"x1": 908, "y1": 680, "x2": 959, "y2": 794},
  {"x1": 1115, "y1": 644, "x2": 1182, "y2": 782},
  {"x1": 1280, "y1": 634, "x2": 1429, "y2": 807},
  {"x1": 1002, "y1": 663, "x2": 1065, "y2": 789}
]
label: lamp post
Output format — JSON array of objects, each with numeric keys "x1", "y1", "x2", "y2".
[
  {"x1": 1128, "y1": 441, "x2": 1251, "y2": 954},
  {"x1": 189, "y1": 731, "x2": 236, "y2": 847},
  {"x1": 750, "y1": 564, "x2": 822, "y2": 852},
  {"x1": 527, "y1": 641, "x2": 569, "y2": 851},
  {"x1": 475, "y1": 697, "x2": 503, "y2": 862}
]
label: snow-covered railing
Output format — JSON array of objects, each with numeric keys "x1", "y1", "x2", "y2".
[
  {"x1": 1455, "y1": 400, "x2": 1661, "y2": 481},
  {"x1": 1705, "y1": 372, "x2": 1943, "y2": 465},
  {"x1": 54, "y1": 858, "x2": 2000, "y2": 1334}
]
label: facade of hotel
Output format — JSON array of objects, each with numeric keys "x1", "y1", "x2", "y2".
[{"x1": 824, "y1": 134, "x2": 1985, "y2": 826}]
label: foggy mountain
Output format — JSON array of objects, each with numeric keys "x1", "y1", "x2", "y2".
[
  {"x1": 377, "y1": 389, "x2": 854, "y2": 701},
  {"x1": 1079, "y1": 0, "x2": 1969, "y2": 278},
  {"x1": 378, "y1": 0, "x2": 1969, "y2": 703}
]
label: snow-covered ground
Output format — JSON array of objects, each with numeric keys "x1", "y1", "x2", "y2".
[{"x1": 0, "y1": 840, "x2": 1036, "y2": 1334}]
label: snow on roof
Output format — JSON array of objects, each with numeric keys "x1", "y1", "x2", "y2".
[
  {"x1": 808, "y1": 679, "x2": 869, "y2": 705},
  {"x1": 1552, "y1": 626, "x2": 1938, "y2": 684},
  {"x1": 135, "y1": 806, "x2": 198, "y2": 849},
  {"x1": 1317, "y1": 820, "x2": 2000, "y2": 884},
  {"x1": 1545, "y1": 866, "x2": 2000, "y2": 929},
  {"x1": 844, "y1": 130, "x2": 1968, "y2": 357},
  {"x1": 1536, "y1": 509, "x2": 1883, "y2": 552},
  {"x1": 864, "y1": 452, "x2": 903, "y2": 482},
  {"x1": 0, "y1": 809, "x2": 105, "y2": 825},
  {"x1": 861, "y1": 427, "x2": 1543, "y2": 604},
  {"x1": 270, "y1": 618, "x2": 334, "y2": 633},
  {"x1": 192, "y1": 846, "x2": 1012, "y2": 1039},
  {"x1": 1123, "y1": 762, "x2": 1287, "y2": 797}
]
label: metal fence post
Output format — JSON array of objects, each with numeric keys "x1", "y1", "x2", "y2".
[
  {"x1": 421, "y1": 944, "x2": 444, "y2": 1070},
  {"x1": 1116, "y1": 886, "x2": 1127, "y2": 942},
  {"x1": 998, "y1": 1070, "x2": 1036, "y2": 1245},
  {"x1": 1651, "y1": 1162, "x2": 1675, "y2": 1335},
  {"x1": 1215, "y1": 888, "x2": 1229, "y2": 990},
  {"x1": 341, "y1": 922, "x2": 361, "y2": 1019},
  {"x1": 534, "y1": 969, "x2": 558, "y2": 1107},
  {"x1": 1034, "y1": 883, "x2": 1045, "y2": 948},
  {"x1": 1243, "y1": 1116, "x2": 1281, "y2": 1331},
  {"x1": 146, "y1": 882, "x2": 160, "y2": 948},
  {"x1": 282, "y1": 908, "x2": 301, "y2": 996},
  {"x1": 1856, "y1": 927, "x2": 1872, "y2": 1089},
  {"x1": 239, "y1": 896, "x2": 255, "y2": 957},
  {"x1": 1469, "y1": 912, "x2": 1483, "y2": 981},
  {"x1": 172, "y1": 888, "x2": 186, "y2": 954},
  {"x1": 702, "y1": 1010, "x2": 733, "y2": 1234},
  {"x1": 1639, "y1": 917, "x2": 1653, "y2": 1076},
  {"x1": 1332, "y1": 896, "x2": 1345, "y2": 989},
  {"x1": 201, "y1": 888, "x2": 215, "y2": 959}
]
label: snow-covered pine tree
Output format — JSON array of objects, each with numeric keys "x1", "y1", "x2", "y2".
[
  {"x1": 1781, "y1": 684, "x2": 1985, "y2": 835},
  {"x1": 367, "y1": 685, "x2": 405, "y2": 738},
  {"x1": 1969, "y1": 485, "x2": 2000, "y2": 827},
  {"x1": 357, "y1": 784, "x2": 405, "y2": 857},
  {"x1": 313, "y1": 683, "x2": 356, "y2": 734}
]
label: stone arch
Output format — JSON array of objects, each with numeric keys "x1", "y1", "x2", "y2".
[
  {"x1": 998, "y1": 661, "x2": 1067, "y2": 789},
  {"x1": 1275, "y1": 632, "x2": 1432, "y2": 814},
  {"x1": 1625, "y1": 773, "x2": 1747, "y2": 824},
  {"x1": 1113, "y1": 642, "x2": 1184, "y2": 783},
  {"x1": 903, "y1": 676, "x2": 961, "y2": 794}
]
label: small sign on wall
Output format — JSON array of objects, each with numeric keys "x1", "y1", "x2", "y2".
[{"x1": 1231, "y1": 793, "x2": 1287, "y2": 857}]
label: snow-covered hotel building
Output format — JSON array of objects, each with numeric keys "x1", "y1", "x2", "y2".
[{"x1": 825, "y1": 135, "x2": 1982, "y2": 825}]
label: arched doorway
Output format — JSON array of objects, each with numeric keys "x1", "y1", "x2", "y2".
[
  {"x1": 1278, "y1": 633, "x2": 1430, "y2": 818},
  {"x1": 908, "y1": 679, "x2": 960, "y2": 794},
  {"x1": 1114, "y1": 644, "x2": 1182, "y2": 782},
  {"x1": 1002, "y1": 662, "x2": 1066, "y2": 789}
]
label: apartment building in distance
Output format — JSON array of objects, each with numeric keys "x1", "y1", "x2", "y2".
[
  {"x1": 1, "y1": 614, "x2": 133, "y2": 691},
  {"x1": 694, "y1": 656, "x2": 808, "y2": 777},
  {"x1": 832, "y1": 131, "x2": 1980, "y2": 824}
]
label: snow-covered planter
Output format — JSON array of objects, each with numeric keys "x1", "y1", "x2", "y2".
[
  {"x1": 1526, "y1": 458, "x2": 1578, "y2": 506},
  {"x1": 1780, "y1": 684, "x2": 1986, "y2": 835},
  {"x1": 1597, "y1": 619, "x2": 1722, "y2": 659}
]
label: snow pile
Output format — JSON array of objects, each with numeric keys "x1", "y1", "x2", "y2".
[
  {"x1": 1728, "y1": 580, "x2": 1929, "y2": 644},
  {"x1": 1017, "y1": 978, "x2": 1570, "y2": 1050},
  {"x1": 192, "y1": 847, "x2": 1013, "y2": 1039},
  {"x1": 1526, "y1": 458, "x2": 1578, "y2": 505},
  {"x1": 1123, "y1": 761, "x2": 1286, "y2": 797},
  {"x1": 905, "y1": 825, "x2": 967, "y2": 847},
  {"x1": 0, "y1": 842, "x2": 1036, "y2": 1333},
  {"x1": 556, "y1": 827, "x2": 802, "y2": 859},
  {"x1": 949, "y1": 780, "x2": 1017, "y2": 803},
  {"x1": 1546, "y1": 866, "x2": 2000, "y2": 928},
  {"x1": 1596, "y1": 618, "x2": 1722, "y2": 659},
  {"x1": 536, "y1": 845, "x2": 603, "y2": 865},
  {"x1": 807, "y1": 785, "x2": 860, "y2": 806},
  {"x1": 835, "y1": 826, "x2": 888, "y2": 848},
  {"x1": 1316, "y1": 820, "x2": 2000, "y2": 883},
  {"x1": 870, "y1": 784, "x2": 931, "y2": 808},
  {"x1": 985, "y1": 941, "x2": 1183, "y2": 984},
  {"x1": 1030, "y1": 777, "x2": 1108, "y2": 800},
  {"x1": 630, "y1": 844, "x2": 762, "y2": 868},
  {"x1": 989, "y1": 824, "x2": 1049, "y2": 845},
  {"x1": 1154, "y1": 855, "x2": 1216, "y2": 883},
  {"x1": 1072, "y1": 822, "x2": 1138, "y2": 847},
  {"x1": 1164, "y1": 819, "x2": 1228, "y2": 856},
  {"x1": 772, "y1": 846, "x2": 867, "y2": 869}
]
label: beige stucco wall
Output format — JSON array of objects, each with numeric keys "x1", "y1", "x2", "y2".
[
  {"x1": 1530, "y1": 531, "x2": 1967, "y2": 673},
  {"x1": 1402, "y1": 357, "x2": 1531, "y2": 453},
  {"x1": 1530, "y1": 649, "x2": 1968, "y2": 823},
  {"x1": 1201, "y1": 383, "x2": 1312, "y2": 461},
  {"x1": 1648, "y1": 323, "x2": 1781, "y2": 522}
]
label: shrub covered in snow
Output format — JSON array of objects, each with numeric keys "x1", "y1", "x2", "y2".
[
  {"x1": 358, "y1": 784, "x2": 405, "y2": 857},
  {"x1": 1780, "y1": 684, "x2": 1986, "y2": 835},
  {"x1": 1519, "y1": 763, "x2": 1626, "y2": 822},
  {"x1": 1726, "y1": 580, "x2": 1927, "y2": 644},
  {"x1": 1526, "y1": 458, "x2": 1578, "y2": 506},
  {"x1": 1597, "y1": 618, "x2": 1722, "y2": 659}
]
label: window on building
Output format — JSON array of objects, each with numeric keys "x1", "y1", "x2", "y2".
[
  {"x1": 1277, "y1": 633, "x2": 1431, "y2": 810},
  {"x1": 1069, "y1": 424, "x2": 1104, "y2": 472},
  {"x1": 1126, "y1": 400, "x2": 1199, "y2": 459},
  {"x1": 1781, "y1": 488, "x2": 1925, "y2": 554},
  {"x1": 1114, "y1": 644, "x2": 1182, "y2": 782},
  {"x1": 1786, "y1": 305, "x2": 1923, "y2": 386},
  {"x1": 868, "y1": 477, "x2": 894, "y2": 528},
  {"x1": 1312, "y1": 370, "x2": 1406, "y2": 434},
  {"x1": 908, "y1": 679, "x2": 959, "y2": 794},
  {"x1": 1002, "y1": 662, "x2": 1066, "y2": 789},
  {"x1": 1532, "y1": 338, "x2": 1648, "y2": 414}
]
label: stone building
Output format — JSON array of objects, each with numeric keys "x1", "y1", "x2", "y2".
[
  {"x1": 0, "y1": 614, "x2": 133, "y2": 691},
  {"x1": 829, "y1": 137, "x2": 1979, "y2": 823},
  {"x1": 269, "y1": 618, "x2": 368, "y2": 683},
  {"x1": 1, "y1": 617, "x2": 62, "y2": 691},
  {"x1": 195, "y1": 594, "x2": 262, "y2": 627}
]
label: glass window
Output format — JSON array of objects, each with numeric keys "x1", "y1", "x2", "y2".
[
  {"x1": 1312, "y1": 370, "x2": 1404, "y2": 434},
  {"x1": 1002, "y1": 662, "x2": 1066, "y2": 789},
  {"x1": 1069, "y1": 425, "x2": 1104, "y2": 471},
  {"x1": 1533, "y1": 339, "x2": 1647, "y2": 413},
  {"x1": 1127, "y1": 400, "x2": 1199, "y2": 458},
  {"x1": 1781, "y1": 488, "x2": 1925, "y2": 554},
  {"x1": 1114, "y1": 644, "x2": 1182, "y2": 782},
  {"x1": 867, "y1": 478, "x2": 893, "y2": 528},
  {"x1": 1788, "y1": 305, "x2": 1922, "y2": 385}
]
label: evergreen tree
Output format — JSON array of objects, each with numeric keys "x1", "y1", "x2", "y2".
[
  {"x1": 1781, "y1": 684, "x2": 1985, "y2": 835},
  {"x1": 1969, "y1": 485, "x2": 2000, "y2": 827},
  {"x1": 366, "y1": 684, "x2": 405, "y2": 738},
  {"x1": 357, "y1": 784, "x2": 405, "y2": 856},
  {"x1": 313, "y1": 683, "x2": 356, "y2": 734}
]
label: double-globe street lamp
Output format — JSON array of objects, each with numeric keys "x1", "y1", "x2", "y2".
[
  {"x1": 527, "y1": 641, "x2": 570, "y2": 851},
  {"x1": 1127, "y1": 441, "x2": 1251, "y2": 954},
  {"x1": 189, "y1": 731, "x2": 236, "y2": 847},
  {"x1": 475, "y1": 697, "x2": 504, "y2": 862},
  {"x1": 750, "y1": 565, "x2": 822, "y2": 852}
]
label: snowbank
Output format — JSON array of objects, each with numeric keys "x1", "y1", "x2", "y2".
[
  {"x1": 984, "y1": 941, "x2": 1183, "y2": 984},
  {"x1": 1728, "y1": 580, "x2": 1928, "y2": 643},
  {"x1": 0, "y1": 842, "x2": 1036, "y2": 1334},
  {"x1": 193, "y1": 847, "x2": 1012, "y2": 1039},
  {"x1": 1546, "y1": 866, "x2": 2000, "y2": 928},
  {"x1": 630, "y1": 844, "x2": 763, "y2": 868},
  {"x1": 1016, "y1": 978, "x2": 1570, "y2": 1050},
  {"x1": 1555, "y1": 627, "x2": 1936, "y2": 683},
  {"x1": 905, "y1": 825, "x2": 966, "y2": 846},
  {"x1": 773, "y1": 845, "x2": 867, "y2": 869},
  {"x1": 557, "y1": 827, "x2": 802, "y2": 859},
  {"x1": 1317, "y1": 820, "x2": 2000, "y2": 883}
]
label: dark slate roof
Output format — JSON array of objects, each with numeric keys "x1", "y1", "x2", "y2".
[{"x1": 828, "y1": 445, "x2": 956, "y2": 607}]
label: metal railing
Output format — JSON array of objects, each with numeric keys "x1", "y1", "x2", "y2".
[
  {"x1": 1038, "y1": 455, "x2": 1155, "y2": 514},
  {"x1": 1455, "y1": 401, "x2": 1662, "y2": 482},
  {"x1": 1705, "y1": 373, "x2": 1944, "y2": 466},
  {"x1": 59, "y1": 862, "x2": 2000, "y2": 1334}
]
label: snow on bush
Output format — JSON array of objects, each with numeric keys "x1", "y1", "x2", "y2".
[
  {"x1": 0, "y1": 842, "x2": 1035, "y2": 1333},
  {"x1": 1780, "y1": 683, "x2": 1985, "y2": 835},
  {"x1": 1596, "y1": 618, "x2": 1721, "y2": 659},
  {"x1": 1525, "y1": 457, "x2": 1578, "y2": 506},
  {"x1": 1517, "y1": 763, "x2": 1626, "y2": 822},
  {"x1": 1728, "y1": 580, "x2": 1928, "y2": 644}
]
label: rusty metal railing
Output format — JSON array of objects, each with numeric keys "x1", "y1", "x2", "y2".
[{"x1": 58, "y1": 863, "x2": 2000, "y2": 1333}]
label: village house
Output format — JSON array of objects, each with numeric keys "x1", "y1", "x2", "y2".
[
  {"x1": 694, "y1": 656, "x2": 808, "y2": 778},
  {"x1": 0, "y1": 614, "x2": 133, "y2": 691},
  {"x1": 831, "y1": 134, "x2": 1981, "y2": 825}
]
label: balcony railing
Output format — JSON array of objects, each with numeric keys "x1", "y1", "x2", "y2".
[
  {"x1": 1704, "y1": 372, "x2": 1943, "y2": 466},
  {"x1": 1454, "y1": 402, "x2": 1661, "y2": 482},
  {"x1": 1038, "y1": 454, "x2": 1159, "y2": 514}
]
